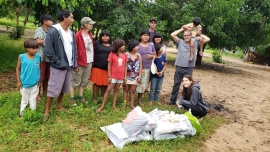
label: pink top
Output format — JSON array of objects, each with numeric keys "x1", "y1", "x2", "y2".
[{"x1": 108, "y1": 52, "x2": 128, "y2": 79}]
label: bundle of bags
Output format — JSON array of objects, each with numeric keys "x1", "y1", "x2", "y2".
[{"x1": 100, "y1": 106, "x2": 200, "y2": 149}]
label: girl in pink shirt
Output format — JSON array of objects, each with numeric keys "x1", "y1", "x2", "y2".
[{"x1": 96, "y1": 39, "x2": 128, "y2": 113}]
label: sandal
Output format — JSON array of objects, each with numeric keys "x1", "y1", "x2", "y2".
[{"x1": 70, "y1": 98, "x2": 77, "y2": 106}]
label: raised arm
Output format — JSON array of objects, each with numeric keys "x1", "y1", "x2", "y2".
[{"x1": 171, "y1": 28, "x2": 183, "y2": 44}]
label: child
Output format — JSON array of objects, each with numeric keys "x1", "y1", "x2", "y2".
[
  {"x1": 179, "y1": 17, "x2": 209, "y2": 61},
  {"x1": 96, "y1": 39, "x2": 128, "y2": 113},
  {"x1": 152, "y1": 33, "x2": 166, "y2": 57},
  {"x1": 123, "y1": 40, "x2": 142, "y2": 109},
  {"x1": 34, "y1": 14, "x2": 53, "y2": 101},
  {"x1": 148, "y1": 44, "x2": 167, "y2": 106},
  {"x1": 16, "y1": 39, "x2": 40, "y2": 116}
]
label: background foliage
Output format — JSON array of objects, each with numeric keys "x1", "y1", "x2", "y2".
[{"x1": 0, "y1": 0, "x2": 270, "y2": 56}]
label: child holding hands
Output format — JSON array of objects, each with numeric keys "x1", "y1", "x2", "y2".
[
  {"x1": 16, "y1": 39, "x2": 40, "y2": 116},
  {"x1": 96, "y1": 39, "x2": 128, "y2": 113},
  {"x1": 123, "y1": 40, "x2": 142, "y2": 109},
  {"x1": 148, "y1": 44, "x2": 167, "y2": 106}
]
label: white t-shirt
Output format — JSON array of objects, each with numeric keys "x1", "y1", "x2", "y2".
[
  {"x1": 83, "y1": 34, "x2": 93, "y2": 63},
  {"x1": 57, "y1": 24, "x2": 73, "y2": 66}
]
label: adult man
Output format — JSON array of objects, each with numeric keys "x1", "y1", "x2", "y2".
[
  {"x1": 44, "y1": 10, "x2": 77, "y2": 119},
  {"x1": 167, "y1": 29, "x2": 210, "y2": 105},
  {"x1": 34, "y1": 14, "x2": 53, "y2": 101},
  {"x1": 147, "y1": 18, "x2": 158, "y2": 43}
]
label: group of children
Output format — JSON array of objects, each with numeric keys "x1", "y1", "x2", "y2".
[{"x1": 16, "y1": 16, "x2": 205, "y2": 115}]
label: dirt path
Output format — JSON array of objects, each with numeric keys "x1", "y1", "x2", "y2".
[
  {"x1": 1, "y1": 47, "x2": 269, "y2": 151},
  {"x1": 163, "y1": 47, "x2": 270, "y2": 151}
]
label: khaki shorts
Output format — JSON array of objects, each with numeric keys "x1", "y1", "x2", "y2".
[
  {"x1": 71, "y1": 63, "x2": 92, "y2": 88},
  {"x1": 126, "y1": 79, "x2": 137, "y2": 85}
]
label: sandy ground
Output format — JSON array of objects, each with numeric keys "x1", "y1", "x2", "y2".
[
  {"x1": 162, "y1": 47, "x2": 270, "y2": 152},
  {"x1": 0, "y1": 47, "x2": 269, "y2": 151}
]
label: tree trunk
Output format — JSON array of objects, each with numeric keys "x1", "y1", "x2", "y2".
[
  {"x1": 15, "y1": 5, "x2": 25, "y2": 25},
  {"x1": 23, "y1": 8, "x2": 32, "y2": 27}
]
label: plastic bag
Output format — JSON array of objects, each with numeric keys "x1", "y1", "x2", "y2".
[
  {"x1": 184, "y1": 110, "x2": 201, "y2": 133},
  {"x1": 151, "y1": 58, "x2": 158, "y2": 74}
]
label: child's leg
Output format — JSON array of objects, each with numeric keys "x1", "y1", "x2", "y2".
[
  {"x1": 189, "y1": 40, "x2": 194, "y2": 61},
  {"x1": 198, "y1": 37, "x2": 204, "y2": 56},
  {"x1": 123, "y1": 84, "x2": 130, "y2": 103},
  {"x1": 129, "y1": 85, "x2": 137, "y2": 109},
  {"x1": 29, "y1": 85, "x2": 39, "y2": 111},
  {"x1": 154, "y1": 77, "x2": 164, "y2": 105},
  {"x1": 149, "y1": 77, "x2": 157, "y2": 106},
  {"x1": 96, "y1": 83, "x2": 114, "y2": 113},
  {"x1": 20, "y1": 88, "x2": 30, "y2": 116},
  {"x1": 112, "y1": 83, "x2": 122, "y2": 111},
  {"x1": 92, "y1": 84, "x2": 99, "y2": 101}
]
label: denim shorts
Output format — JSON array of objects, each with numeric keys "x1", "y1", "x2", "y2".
[{"x1": 111, "y1": 78, "x2": 123, "y2": 84}]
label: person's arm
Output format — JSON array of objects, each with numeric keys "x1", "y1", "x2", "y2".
[
  {"x1": 34, "y1": 28, "x2": 45, "y2": 45},
  {"x1": 36, "y1": 38, "x2": 45, "y2": 46},
  {"x1": 44, "y1": 29, "x2": 59, "y2": 64},
  {"x1": 138, "y1": 54, "x2": 142, "y2": 83},
  {"x1": 108, "y1": 61, "x2": 111, "y2": 83},
  {"x1": 179, "y1": 87, "x2": 201, "y2": 106},
  {"x1": 158, "y1": 56, "x2": 167, "y2": 77},
  {"x1": 171, "y1": 28, "x2": 183, "y2": 44},
  {"x1": 16, "y1": 56, "x2": 22, "y2": 89},
  {"x1": 146, "y1": 44, "x2": 157, "y2": 60}
]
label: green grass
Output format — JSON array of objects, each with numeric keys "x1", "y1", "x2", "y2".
[
  {"x1": 204, "y1": 49, "x2": 244, "y2": 59},
  {"x1": 0, "y1": 16, "x2": 37, "y2": 29},
  {"x1": 0, "y1": 90, "x2": 224, "y2": 151},
  {"x1": 0, "y1": 34, "x2": 27, "y2": 73}
]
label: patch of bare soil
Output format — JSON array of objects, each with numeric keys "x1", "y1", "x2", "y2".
[{"x1": 1, "y1": 48, "x2": 270, "y2": 151}]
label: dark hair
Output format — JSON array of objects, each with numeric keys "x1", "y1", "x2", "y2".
[
  {"x1": 139, "y1": 30, "x2": 150, "y2": 42},
  {"x1": 154, "y1": 44, "x2": 162, "y2": 54},
  {"x1": 181, "y1": 75, "x2": 194, "y2": 100},
  {"x1": 152, "y1": 33, "x2": 163, "y2": 44},
  {"x1": 127, "y1": 40, "x2": 139, "y2": 52},
  {"x1": 112, "y1": 39, "x2": 126, "y2": 55},
  {"x1": 99, "y1": 30, "x2": 112, "y2": 44},
  {"x1": 40, "y1": 14, "x2": 52, "y2": 25},
  {"x1": 58, "y1": 10, "x2": 72, "y2": 22},
  {"x1": 193, "y1": 17, "x2": 201, "y2": 26},
  {"x1": 24, "y1": 38, "x2": 39, "y2": 51}
]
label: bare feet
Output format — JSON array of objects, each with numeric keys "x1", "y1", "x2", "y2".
[
  {"x1": 96, "y1": 107, "x2": 103, "y2": 113},
  {"x1": 36, "y1": 95, "x2": 41, "y2": 101},
  {"x1": 113, "y1": 107, "x2": 119, "y2": 112},
  {"x1": 56, "y1": 106, "x2": 69, "y2": 112},
  {"x1": 199, "y1": 51, "x2": 203, "y2": 57},
  {"x1": 157, "y1": 102, "x2": 162, "y2": 106},
  {"x1": 148, "y1": 102, "x2": 152, "y2": 106}
]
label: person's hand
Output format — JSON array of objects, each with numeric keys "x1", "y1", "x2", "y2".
[
  {"x1": 124, "y1": 78, "x2": 127, "y2": 83},
  {"x1": 74, "y1": 67, "x2": 79, "y2": 72},
  {"x1": 17, "y1": 82, "x2": 22, "y2": 89},
  {"x1": 38, "y1": 81, "x2": 41, "y2": 87},
  {"x1": 137, "y1": 77, "x2": 141, "y2": 83},
  {"x1": 108, "y1": 78, "x2": 112, "y2": 83},
  {"x1": 146, "y1": 54, "x2": 153, "y2": 60}
]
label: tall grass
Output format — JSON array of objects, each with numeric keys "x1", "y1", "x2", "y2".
[
  {"x1": 0, "y1": 90, "x2": 224, "y2": 151},
  {"x1": 0, "y1": 16, "x2": 37, "y2": 29},
  {"x1": 0, "y1": 34, "x2": 26, "y2": 73}
]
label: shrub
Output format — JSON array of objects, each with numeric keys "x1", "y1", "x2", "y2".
[
  {"x1": 212, "y1": 50, "x2": 223, "y2": 63},
  {"x1": 6, "y1": 25, "x2": 25, "y2": 40}
]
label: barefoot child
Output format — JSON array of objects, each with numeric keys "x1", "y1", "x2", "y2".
[
  {"x1": 96, "y1": 39, "x2": 128, "y2": 113},
  {"x1": 16, "y1": 39, "x2": 40, "y2": 116},
  {"x1": 148, "y1": 44, "x2": 167, "y2": 106},
  {"x1": 123, "y1": 40, "x2": 142, "y2": 109},
  {"x1": 179, "y1": 17, "x2": 210, "y2": 61}
]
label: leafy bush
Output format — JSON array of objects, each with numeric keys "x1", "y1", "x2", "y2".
[
  {"x1": 212, "y1": 50, "x2": 223, "y2": 63},
  {"x1": 6, "y1": 25, "x2": 25, "y2": 40}
]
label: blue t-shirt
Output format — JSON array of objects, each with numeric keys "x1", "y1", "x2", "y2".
[
  {"x1": 19, "y1": 54, "x2": 40, "y2": 88},
  {"x1": 153, "y1": 54, "x2": 167, "y2": 78}
]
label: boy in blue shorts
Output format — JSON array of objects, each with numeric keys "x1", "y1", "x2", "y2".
[{"x1": 16, "y1": 39, "x2": 40, "y2": 116}]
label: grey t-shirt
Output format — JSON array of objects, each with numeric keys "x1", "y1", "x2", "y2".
[
  {"x1": 34, "y1": 26, "x2": 50, "y2": 62},
  {"x1": 174, "y1": 39, "x2": 198, "y2": 67}
]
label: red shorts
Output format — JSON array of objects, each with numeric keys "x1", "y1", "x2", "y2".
[{"x1": 40, "y1": 62, "x2": 50, "y2": 82}]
